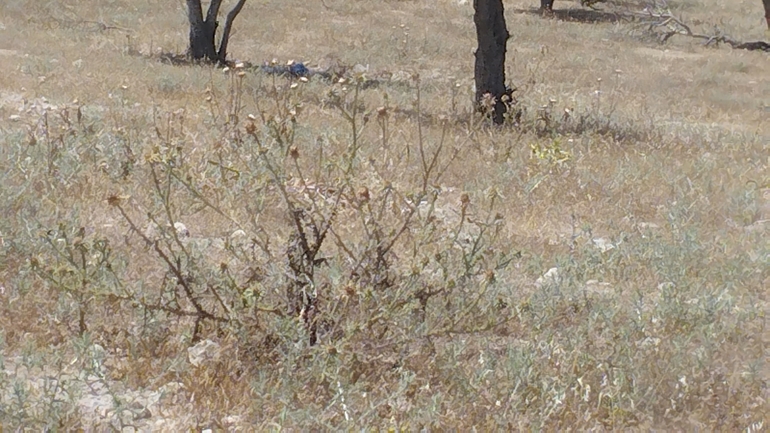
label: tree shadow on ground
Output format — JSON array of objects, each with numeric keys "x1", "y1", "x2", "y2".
[
  {"x1": 158, "y1": 52, "x2": 192, "y2": 66},
  {"x1": 729, "y1": 40, "x2": 770, "y2": 52},
  {"x1": 512, "y1": 7, "x2": 769, "y2": 52},
  {"x1": 512, "y1": 7, "x2": 630, "y2": 24}
]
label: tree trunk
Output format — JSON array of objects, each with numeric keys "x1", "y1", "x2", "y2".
[
  {"x1": 187, "y1": 0, "x2": 218, "y2": 61},
  {"x1": 186, "y1": 0, "x2": 246, "y2": 64},
  {"x1": 473, "y1": 0, "x2": 510, "y2": 125},
  {"x1": 188, "y1": 20, "x2": 218, "y2": 61}
]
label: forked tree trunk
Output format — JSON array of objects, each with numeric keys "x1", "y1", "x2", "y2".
[
  {"x1": 473, "y1": 0, "x2": 510, "y2": 124},
  {"x1": 186, "y1": 0, "x2": 247, "y2": 64},
  {"x1": 187, "y1": 1, "x2": 218, "y2": 61}
]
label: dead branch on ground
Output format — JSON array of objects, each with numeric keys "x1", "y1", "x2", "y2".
[{"x1": 634, "y1": 2, "x2": 769, "y2": 51}]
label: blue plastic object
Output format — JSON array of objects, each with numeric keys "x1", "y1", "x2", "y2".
[{"x1": 289, "y1": 62, "x2": 309, "y2": 77}]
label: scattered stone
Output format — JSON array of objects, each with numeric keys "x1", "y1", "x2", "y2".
[
  {"x1": 352, "y1": 63, "x2": 369, "y2": 75},
  {"x1": 535, "y1": 267, "x2": 560, "y2": 288},
  {"x1": 174, "y1": 222, "x2": 189, "y2": 237},
  {"x1": 584, "y1": 279, "x2": 613, "y2": 296},
  {"x1": 159, "y1": 381, "x2": 184, "y2": 395},
  {"x1": 187, "y1": 339, "x2": 222, "y2": 368},
  {"x1": 637, "y1": 222, "x2": 660, "y2": 230},
  {"x1": 743, "y1": 219, "x2": 767, "y2": 233},
  {"x1": 142, "y1": 222, "x2": 159, "y2": 240},
  {"x1": 223, "y1": 414, "x2": 242, "y2": 426},
  {"x1": 390, "y1": 70, "x2": 412, "y2": 83},
  {"x1": 637, "y1": 336, "x2": 661, "y2": 349},
  {"x1": 229, "y1": 229, "x2": 249, "y2": 248},
  {"x1": 592, "y1": 237, "x2": 615, "y2": 253}
]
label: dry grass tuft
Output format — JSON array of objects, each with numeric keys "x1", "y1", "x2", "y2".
[{"x1": 0, "y1": 0, "x2": 767, "y2": 430}]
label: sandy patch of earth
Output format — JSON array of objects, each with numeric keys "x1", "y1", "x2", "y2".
[{"x1": 634, "y1": 47, "x2": 705, "y2": 60}]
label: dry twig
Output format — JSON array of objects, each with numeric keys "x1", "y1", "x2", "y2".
[{"x1": 634, "y1": 2, "x2": 769, "y2": 51}]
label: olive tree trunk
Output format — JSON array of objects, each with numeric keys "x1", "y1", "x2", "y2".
[
  {"x1": 473, "y1": 0, "x2": 510, "y2": 124},
  {"x1": 186, "y1": 0, "x2": 247, "y2": 64}
]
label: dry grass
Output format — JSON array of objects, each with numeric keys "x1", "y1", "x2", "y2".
[{"x1": 0, "y1": 0, "x2": 768, "y2": 430}]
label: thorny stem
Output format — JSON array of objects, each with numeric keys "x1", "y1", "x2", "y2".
[
  {"x1": 112, "y1": 201, "x2": 227, "y2": 341},
  {"x1": 149, "y1": 163, "x2": 187, "y2": 253}
]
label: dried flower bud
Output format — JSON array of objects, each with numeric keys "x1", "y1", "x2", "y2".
[
  {"x1": 485, "y1": 269, "x2": 496, "y2": 284},
  {"x1": 481, "y1": 93, "x2": 496, "y2": 109},
  {"x1": 357, "y1": 186, "x2": 370, "y2": 202},
  {"x1": 289, "y1": 146, "x2": 299, "y2": 159}
]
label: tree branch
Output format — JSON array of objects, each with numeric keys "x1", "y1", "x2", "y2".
[
  {"x1": 205, "y1": 0, "x2": 224, "y2": 25},
  {"x1": 635, "y1": 4, "x2": 769, "y2": 51},
  {"x1": 186, "y1": 0, "x2": 204, "y2": 26},
  {"x1": 217, "y1": 0, "x2": 248, "y2": 62}
]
